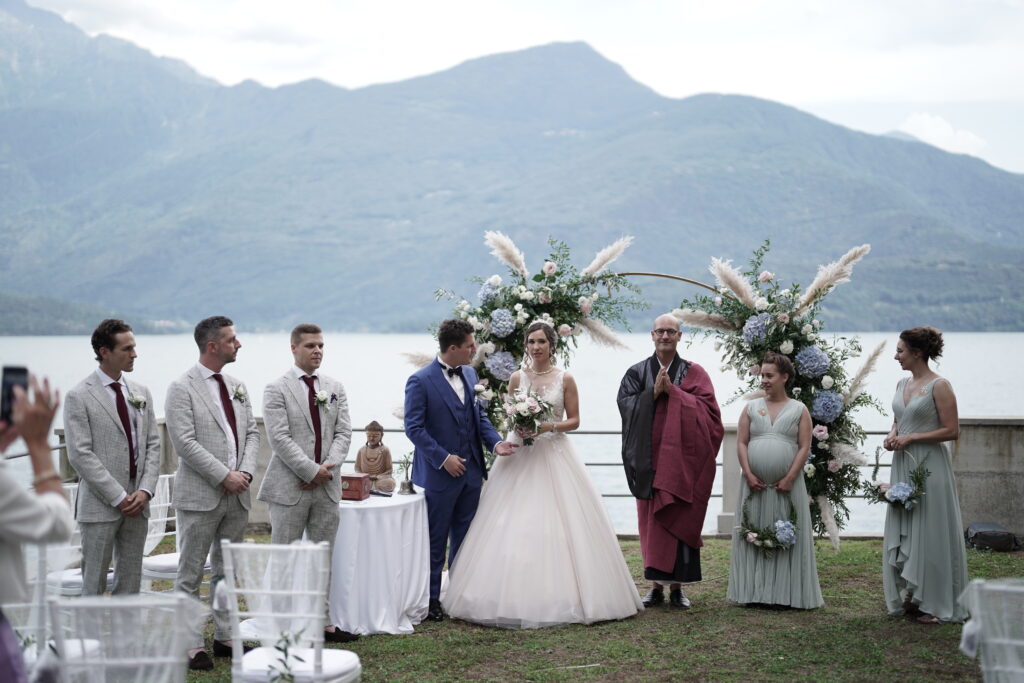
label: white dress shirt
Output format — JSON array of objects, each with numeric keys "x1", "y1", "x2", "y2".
[
  {"x1": 437, "y1": 357, "x2": 466, "y2": 403},
  {"x1": 291, "y1": 365, "x2": 320, "y2": 392},
  {"x1": 95, "y1": 368, "x2": 152, "y2": 506},
  {"x1": 196, "y1": 362, "x2": 238, "y2": 469}
]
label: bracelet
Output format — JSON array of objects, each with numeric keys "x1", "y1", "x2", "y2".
[{"x1": 32, "y1": 469, "x2": 61, "y2": 486}]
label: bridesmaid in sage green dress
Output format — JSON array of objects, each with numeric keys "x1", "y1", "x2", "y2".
[
  {"x1": 727, "y1": 352, "x2": 823, "y2": 609},
  {"x1": 882, "y1": 326, "x2": 968, "y2": 624}
]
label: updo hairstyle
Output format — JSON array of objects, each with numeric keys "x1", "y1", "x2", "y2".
[
  {"x1": 899, "y1": 326, "x2": 944, "y2": 361},
  {"x1": 524, "y1": 320, "x2": 557, "y2": 360},
  {"x1": 761, "y1": 351, "x2": 795, "y2": 391}
]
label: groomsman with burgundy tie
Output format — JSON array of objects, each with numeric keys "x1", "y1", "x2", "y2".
[
  {"x1": 65, "y1": 319, "x2": 162, "y2": 595},
  {"x1": 165, "y1": 316, "x2": 260, "y2": 670},
  {"x1": 258, "y1": 323, "x2": 356, "y2": 642}
]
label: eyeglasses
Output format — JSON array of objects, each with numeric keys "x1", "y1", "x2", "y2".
[{"x1": 652, "y1": 329, "x2": 680, "y2": 337}]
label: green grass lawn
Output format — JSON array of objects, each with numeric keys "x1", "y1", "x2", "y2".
[{"x1": 185, "y1": 538, "x2": 1022, "y2": 682}]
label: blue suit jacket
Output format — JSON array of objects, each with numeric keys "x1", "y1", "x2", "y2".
[{"x1": 404, "y1": 359, "x2": 503, "y2": 492}]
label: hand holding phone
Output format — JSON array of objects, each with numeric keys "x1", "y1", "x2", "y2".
[{"x1": 2, "y1": 366, "x2": 29, "y2": 425}]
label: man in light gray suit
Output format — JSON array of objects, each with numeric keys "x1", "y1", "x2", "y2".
[
  {"x1": 165, "y1": 315, "x2": 259, "y2": 670},
  {"x1": 64, "y1": 319, "x2": 161, "y2": 595},
  {"x1": 258, "y1": 322, "x2": 356, "y2": 642}
]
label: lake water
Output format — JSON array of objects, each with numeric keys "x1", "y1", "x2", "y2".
[{"x1": 2, "y1": 331, "x2": 1019, "y2": 535}]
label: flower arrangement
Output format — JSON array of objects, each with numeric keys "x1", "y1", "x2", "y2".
[
  {"x1": 436, "y1": 232, "x2": 645, "y2": 428},
  {"x1": 864, "y1": 447, "x2": 929, "y2": 511},
  {"x1": 737, "y1": 487, "x2": 799, "y2": 556},
  {"x1": 502, "y1": 386, "x2": 555, "y2": 446},
  {"x1": 127, "y1": 395, "x2": 146, "y2": 411},
  {"x1": 676, "y1": 241, "x2": 887, "y2": 547},
  {"x1": 314, "y1": 390, "x2": 329, "y2": 407}
]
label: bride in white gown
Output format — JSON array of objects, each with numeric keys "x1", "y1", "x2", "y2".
[{"x1": 444, "y1": 321, "x2": 643, "y2": 629}]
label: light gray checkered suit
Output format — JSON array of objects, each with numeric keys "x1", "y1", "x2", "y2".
[
  {"x1": 165, "y1": 364, "x2": 260, "y2": 647},
  {"x1": 64, "y1": 373, "x2": 161, "y2": 594},
  {"x1": 258, "y1": 372, "x2": 351, "y2": 545}
]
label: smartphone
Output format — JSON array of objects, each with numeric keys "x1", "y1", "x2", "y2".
[{"x1": 1, "y1": 366, "x2": 29, "y2": 424}]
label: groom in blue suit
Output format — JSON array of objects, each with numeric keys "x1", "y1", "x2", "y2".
[{"x1": 404, "y1": 319, "x2": 516, "y2": 621}]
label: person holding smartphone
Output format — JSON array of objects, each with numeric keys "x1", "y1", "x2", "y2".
[{"x1": 0, "y1": 375, "x2": 73, "y2": 683}]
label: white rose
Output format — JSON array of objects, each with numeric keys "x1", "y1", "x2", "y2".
[
  {"x1": 481, "y1": 389, "x2": 495, "y2": 401},
  {"x1": 714, "y1": 296, "x2": 722, "y2": 307},
  {"x1": 487, "y1": 274, "x2": 502, "y2": 286},
  {"x1": 521, "y1": 290, "x2": 535, "y2": 301},
  {"x1": 793, "y1": 387, "x2": 802, "y2": 396},
  {"x1": 479, "y1": 342, "x2": 495, "y2": 356},
  {"x1": 813, "y1": 319, "x2": 822, "y2": 329},
  {"x1": 515, "y1": 402, "x2": 529, "y2": 416},
  {"x1": 806, "y1": 333, "x2": 817, "y2": 341},
  {"x1": 514, "y1": 303, "x2": 523, "y2": 311},
  {"x1": 754, "y1": 297, "x2": 769, "y2": 311},
  {"x1": 316, "y1": 390, "x2": 328, "y2": 402},
  {"x1": 801, "y1": 324, "x2": 813, "y2": 335},
  {"x1": 763, "y1": 539, "x2": 774, "y2": 548},
  {"x1": 474, "y1": 383, "x2": 485, "y2": 393},
  {"x1": 779, "y1": 340, "x2": 794, "y2": 355},
  {"x1": 803, "y1": 463, "x2": 816, "y2": 476},
  {"x1": 779, "y1": 289, "x2": 791, "y2": 298},
  {"x1": 821, "y1": 375, "x2": 835, "y2": 389}
]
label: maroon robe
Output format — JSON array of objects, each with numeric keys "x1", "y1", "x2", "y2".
[{"x1": 621, "y1": 356, "x2": 723, "y2": 578}]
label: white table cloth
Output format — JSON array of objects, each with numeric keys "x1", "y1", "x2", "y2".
[{"x1": 328, "y1": 493, "x2": 429, "y2": 635}]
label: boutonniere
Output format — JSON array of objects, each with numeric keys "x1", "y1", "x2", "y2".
[
  {"x1": 127, "y1": 395, "x2": 146, "y2": 410},
  {"x1": 233, "y1": 385, "x2": 247, "y2": 404},
  {"x1": 314, "y1": 390, "x2": 329, "y2": 408}
]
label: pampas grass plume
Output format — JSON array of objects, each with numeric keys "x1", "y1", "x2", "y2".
[
  {"x1": 815, "y1": 494, "x2": 841, "y2": 551},
  {"x1": 402, "y1": 352, "x2": 434, "y2": 368},
  {"x1": 797, "y1": 244, "x2": 871, "y2": 315},
  {"x1": 581, "y1": 236, "x2": 634, "y2": 278},
  {"x1": 484, "y1": 231, "x2": 529, "y2": 279},
  {"x1": 672, "y1": 308, "x2": 738, "y2": 332},
  {"x1": 709, "y1": 257, "x2": 757, "y2": 309},
  {"x1": 578, "y1": 317, "x2": 629, "y2": 350},
  {"x1": 845, "y1": 341, "x2": 886, "y2": 405}
]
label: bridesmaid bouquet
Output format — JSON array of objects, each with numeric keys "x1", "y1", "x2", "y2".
[
  {"x1": 502, "y1": 387, "x2": 554, "y2": 446},
  {"x1": 737, "y1": 488, "x2": 799, "y2": 556},
  {"x1": 864, "y1": 448, "x2": 929, "y2": 511}
]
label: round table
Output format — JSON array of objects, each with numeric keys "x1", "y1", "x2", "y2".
[{"x1": 328, "y1": 493, "x2": 429, "y2": 635}]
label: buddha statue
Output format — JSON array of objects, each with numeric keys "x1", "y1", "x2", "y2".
[{"x1": 354, "y1": 420, "x2": 395, "y2": 493}]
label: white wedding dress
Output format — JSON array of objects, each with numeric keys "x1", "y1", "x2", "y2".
[{"x1": 444, "y1": 369, "x2": 643, "y2": 629}]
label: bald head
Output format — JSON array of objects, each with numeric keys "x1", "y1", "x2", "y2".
[{"x1": 651, "y1": 313, "x2": 683, "y2": 360}]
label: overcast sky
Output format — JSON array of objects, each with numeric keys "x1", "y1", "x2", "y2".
[{"x1": 27, "y1": 0, "x2": 1024, "y2": 172}]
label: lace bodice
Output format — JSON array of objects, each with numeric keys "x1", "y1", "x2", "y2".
[{"x1": 519, "y1": 369, "x2": 566, "y2": 421}]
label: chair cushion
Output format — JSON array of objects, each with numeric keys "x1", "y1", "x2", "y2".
[
  {"x1": 240, "y1": 646, "x2": 361, "y2": 682},
  {"x1": 142, "y1": 552, "x2": 211, "y2": 577},
  {"x1": 46, "y1": 569, "x2": 114, "y2": 595}
]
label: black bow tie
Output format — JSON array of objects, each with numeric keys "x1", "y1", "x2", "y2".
[{"x1": 446, "y1": 366, "x2": 463, "y2": 378}]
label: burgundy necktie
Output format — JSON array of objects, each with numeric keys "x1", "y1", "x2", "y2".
[
  {"x1": 301, "y1": 375, "x2": 322, "y2": 464},
  {"x1": 211, "y1": 373, "x2": 239, "y2": 456},
  {"x1": 109, "y1": 382, "x2": 137, "y2": 480}
]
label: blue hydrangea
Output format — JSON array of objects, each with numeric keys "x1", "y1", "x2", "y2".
[
  {"x1": 483, "y1": 351, "x2": 518, "y2": 381},
  {"x1": 811, "y1": 390, "x2": 844, "y2": 423},
  {"x1": 489, "y1": 308, "x2": 516, "y2": 338},
  {"x1": 742, "y1": 313, "x2": 772, "y2": 344},
  {"x1": 773, "y1": 520, "x2": 797, "y2": 548},
  {"x1": 885, "y1": 482, "x2": 914, "y2": 504},
  {"x1": 477, "y1": 281, "x2": 500, "y2": 303},
  {"x1": 795, "y1": 345, "x2": 830, "y2": 378}
]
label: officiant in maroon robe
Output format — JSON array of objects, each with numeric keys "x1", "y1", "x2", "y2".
[{"x1": 617, "y1": 314, "x2": 723, "y2": 609}]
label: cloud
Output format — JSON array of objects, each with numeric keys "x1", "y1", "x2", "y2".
[{"x1": 898, "y1": 113, "x2": 988, "y2": 157}]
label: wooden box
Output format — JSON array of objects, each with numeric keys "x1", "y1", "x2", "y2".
[{"x1": 341, "y1": 472, "x2": 371, "y2": 501}]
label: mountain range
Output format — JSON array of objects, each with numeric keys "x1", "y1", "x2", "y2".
[{"x1": 2, "y1": 0, "x2": 1023, "y2": 334}]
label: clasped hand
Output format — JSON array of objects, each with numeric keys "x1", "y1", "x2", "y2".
[
  {"x1": 117, "y1": 490, "x2": 150, "y2": 517},
  {"x1": 883, "y1": 434, "x2": 913, "y2": 451},
  {"x1": 300, "y1": 463, "x2": 336, "y2": 490},
  {"x1": 221, "y1": 470, "x2": 250, "y2": 495},
  {"x1": 652, "y1": 368, "x2": 671, "y2": 398}
]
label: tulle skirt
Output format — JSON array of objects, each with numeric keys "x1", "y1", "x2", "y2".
[{"x1": 444, "y1": 432, "x2": 643, "y2": 629}]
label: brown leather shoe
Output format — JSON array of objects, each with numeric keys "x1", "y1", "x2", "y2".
[
  {"x1": 188, "y1": 651, "x2": 214, "y2": 670},
  {"x1": 641, "y1": 587, "x2": 664, "y2": 607}
]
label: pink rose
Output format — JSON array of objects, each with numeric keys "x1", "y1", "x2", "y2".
[
  {"x1": 525, "y1": 397, "x2": 540, "y2": 412},
  {"x1": 538, "y1": 290, "x2": 552, "y2": 304},
  {"x1": 777, "y1": 313, "x2": 790, "y2": 324},
  {"x1": 578, "y1": 297, "x2": 593, "y2": 315},
  {"x1": 827, "y1": 459, "x2": 841, "y2": 473},
  {"x1": 542, "y1": 261, "x2": 558, "y2": 276},
  {"x1": 745, "y1": 532, "x2": 758, "y2": 544},
  {"x1": 877, "y1": 482, "x2": 891, "y2": 493},
  {"x1": 758, "y1": 270, "x2": 774, "y2": 282},
  {"x1": 812, "y1": 425, "x2": 829, "y2": 441},
  {"x1": 749, "y1": 364, "x2": 761, "y2": 377},
  {"x1": 558, "y1": 324, "x2": 572, "y2": 337}
]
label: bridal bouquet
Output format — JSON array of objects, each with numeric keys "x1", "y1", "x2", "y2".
[
  {"x1": 736, "y1": 487, "x2": 799, "y2": 557},
  {"x1": 502, "y1": 387, "x2": 554, "y2": 446},
  {"x1": 864, "y1": 448, "x2": 929, "y2": 511}
]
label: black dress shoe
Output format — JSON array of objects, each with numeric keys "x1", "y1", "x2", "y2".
[
  {"x1": 188, "y1": 651, "x2": 214, "y2": 670},
  {"x1": 669, "y1": 588, "x2": 691, "y2": 610},
  {"x1": 324, "y1": 628, "x2": 359, "y2": 643},
  {"x1": 427, "y1": 598, "x2": 446, "y2": 622},
  {"x1": 641, "y1": 587, "x2": 664, "y2": 608},
  {"x1": 212, "y1": 640, "x2": 254, "y2": 657}
]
